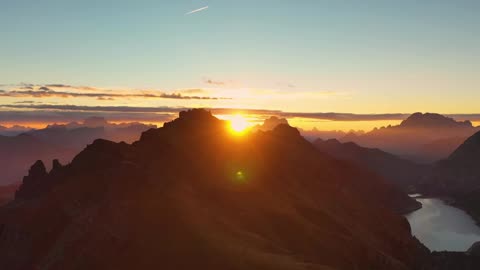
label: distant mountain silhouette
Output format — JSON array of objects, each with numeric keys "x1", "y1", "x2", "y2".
[
  {"x1": 301, "y1": 128, "x2": 354, "y2": 142},
  {"x1": 0, "y1": 125, "x2": 31, "y2": 136},
  {"x1": 0, "y1": 133, "x2": 74, "y2": 186},
  {"x1": 26, "y1": 117, "x2": 156, "y2": 148},
  {"x1": 252, "y1": 116, "x2": 360, "y2": 141},
  {"x1": 0, "y1": 118, "x2": 155, "y2": 188},
  {"x1": 418, "y1": 131, "x2": 480, "y2": 224},
  {"x1": 401, "y1": 113, "x2": 473, "y2": 129},
  {"x1": 0, "y1": 109, "x2": 429, "y2": 270},
  {"x1": 340, "y1": 113, "x2": 479, "y2": 163},
  {"x1": 314, "y1": 139, "x2": 428, "y2": 192},
  {"x1": 251, "y1": 116, "x2": 289, "y2": 131}
]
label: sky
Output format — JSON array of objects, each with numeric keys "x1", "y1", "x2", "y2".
[{"x1": 1, "y1": 0, "x2": 479, "y2": 130}]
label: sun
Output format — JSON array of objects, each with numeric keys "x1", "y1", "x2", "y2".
[{"x1": 228, "y1": 115, "x2": 250, "y2": 135}]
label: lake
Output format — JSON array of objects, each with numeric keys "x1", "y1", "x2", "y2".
[{"x1": 406, "y1": 197, "x2": 480, "y2": 251}]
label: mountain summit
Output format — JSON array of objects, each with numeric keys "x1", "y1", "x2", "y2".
[
  {"x1": 0, "y1": 109, "x2": 427, "y2": 270},
  {"x1": 400, "y1": 113, "x2": 473, "y2": 129}
]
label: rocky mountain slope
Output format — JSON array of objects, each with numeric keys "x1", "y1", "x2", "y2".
[
  {"x1": 0, "y1": 109, "x2": 428, "y2": 270},
  {"x1": 314, "y1": 139, "x2": 427, "y2": 193}
]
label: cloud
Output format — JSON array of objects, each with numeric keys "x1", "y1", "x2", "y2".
[
  {"x1": 185, "y1": 6, "x2": 209, "y2": 15},
  {"x1": 1, "y1": 104, "x2": 480, "y2": 128},
  {"x1": 3, "y1": 103, "x2": 472, "y2": 121},
  {"x1": 0, "y1": 87, "x2": 230, "y2": 100},
  {"x1": 45, "y1": 84, "x2": 73, "y2": 88},
  {"x1": 38, "y1": 86, "x2": 53, "y2": 92},
  {"x1": 14, "y1": 100, "x2": 38, "y2": 104},
  {"x1": 45, "y1": 84, "x2": 99, "y2": 91},
  {"x1": 179, "y1": 88, "x2": 208, "y2": 94},
  {"x1": 204, "y1": 78, "x2": 225, "y2": 86}
]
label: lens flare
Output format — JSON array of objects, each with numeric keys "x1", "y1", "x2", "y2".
[{"x1": 235, "y1": 170, "x2": 246, "y2": 182}]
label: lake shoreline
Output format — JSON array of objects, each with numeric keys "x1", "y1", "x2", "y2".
[
  {"x1": 406, "y1": 196, "x2": 480, "y2": 252},
  {"x1": 410, "y1": 193, "x2": 480, "y2": 227}
]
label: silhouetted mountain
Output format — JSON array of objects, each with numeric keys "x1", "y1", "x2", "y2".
[
  {"x1": 300, "y1": 128, "x2": 353, "y2": 142},
  {"x1": 0, "y1": 125, "x2": 31, "y2": 136},
  {"x1": 0, "y1": 109, "x2": 429, "y2": 270},
  {"x1": 401, "y1": 113, "x2": 473, "y2": 129},
  {"x1": 0, "y1": 119, "x2": 155, "y2": 186},
  {"x1": 340, "y1": 113, "x2": 479, "y2": 163},
  {"x1": 26, "y1": 117, "x2": 156, "y2": 148},
  {"x1": 419, "y1": 131, "x2": 480, "y2": 222},
  {"x1": 0, "y1": 134, "x2": 74, "y2": 185},
  {"x1": 314, "y1": 139, "x2": 428, "y2": 193},
  {"x1": 252, "y1": 116, "x2": 359, "y2": 142},
  {"x1": 251, "y1": 116, "x2": 289, "y2": 132}
]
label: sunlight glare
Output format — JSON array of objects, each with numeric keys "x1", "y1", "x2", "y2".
[{"x1": 229, "y1": 115, "x2": 249, "y2": 134}]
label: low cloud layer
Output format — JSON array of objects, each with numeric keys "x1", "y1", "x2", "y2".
[{"x1": 2, "y1": 104, "x2": 480, "y2": 127}]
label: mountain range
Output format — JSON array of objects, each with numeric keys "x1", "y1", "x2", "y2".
[
  {"x1": 0, "y1": 109, "x2": 428, "y2": 270},
  {"x1": 340, "y1": 113, "x2": 479, "y2": 163},
  {"x1": 0, "y1": 117, "x2": 155, "y2": 186},
  {"x1": 0, "y1": 125, "x2": 31, "y2": 136}
]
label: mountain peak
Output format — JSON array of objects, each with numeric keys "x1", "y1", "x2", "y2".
[
  {"x1": 271, "y1": 123, "x2": 301, "y2": 138},
  {"x1": 263, "y1": 116, "x2": 289, "y2": 129},
  {"x1": 251, "y1": 116, "x2": 289, "y2": 132},
  {"x1": 164, "y1": 109, "x2": 220, "y2": 129},
  {"x1": 15, "y1": 160, "x2": 48, "y2": 199},
  {"x1": 400, "y1": 112, "x2": 472, "y2": 129},
  {"x1": 28, "y1": 160, "x2": 47, "y2": 178}
]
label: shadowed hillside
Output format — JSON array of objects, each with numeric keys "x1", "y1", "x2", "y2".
[
  {"x1": 314, "y1": 139, "x2": 428, "y2": 193},
  {"x1": 0, "y1": 109, "x2": 428, "y2": 270},
  {"x1": 419, "y1": 131, "x2": 480, "y2": 223}
]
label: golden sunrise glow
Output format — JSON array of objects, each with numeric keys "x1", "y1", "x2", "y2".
[{"x1": 228, "y1": 114, "x2": 250, "y2": 135}]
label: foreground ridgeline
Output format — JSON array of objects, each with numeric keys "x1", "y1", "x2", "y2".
[{"x1": 0, "y1": 109, "x2": 429, "y2": 270}]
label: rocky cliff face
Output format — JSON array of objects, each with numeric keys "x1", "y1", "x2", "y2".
[{"x1": 0, "y1": 109, "x2": 429, "y2": 270}]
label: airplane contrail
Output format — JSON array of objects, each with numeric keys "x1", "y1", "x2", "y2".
[{"x1": 185, "y1": 6, "x2": 209, "y2": 15}]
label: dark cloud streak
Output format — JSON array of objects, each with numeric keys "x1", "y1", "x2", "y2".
[
  {"x1": 3, "y1": 104, "x2": 480, "y2": 122},
  {"x1": 0, "y1": 88, "x2": 229, "y2": 100}
]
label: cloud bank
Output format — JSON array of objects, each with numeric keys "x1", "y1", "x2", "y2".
[
  {"x1": 0, "y1": 84, "x2": 229, "y2": 100},
  {"x1": 2, "y1": 103, "x2": 480, "y2": 127}
]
